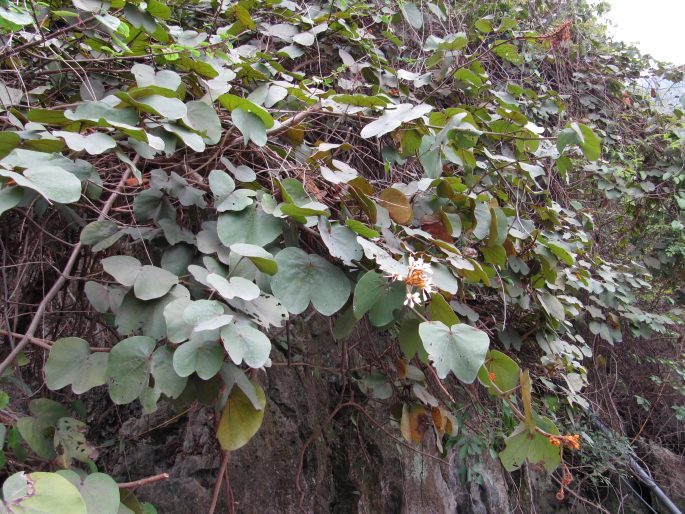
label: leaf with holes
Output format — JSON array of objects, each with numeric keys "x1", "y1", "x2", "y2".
[{"x1": 106, "y1": 336, "x2": 155, "y2": 404}]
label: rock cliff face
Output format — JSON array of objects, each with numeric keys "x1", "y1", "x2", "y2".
[{"x1": 103, "y1": 316, "x2": 651, "y2": 513}]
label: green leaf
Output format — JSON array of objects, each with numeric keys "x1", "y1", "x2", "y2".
[
  {"x1": 45, "y1": 337, "x2": 108, "y2": 394},
  {"x1": 150, "y1": 347, "x2": 187, "y2": 399},
  {"x1": 102, "y1": 256, "x2": 142, "y2": 287},
  {"x1": 172, "y1": 336, "x2": 224, "y2": 379},
  {"x1": 538, "y1": 291, "x2": 565, "y2": 321},
  {"x1": 163, "y1": 123, "x2": 206, "y2": 152},
  {"x1": 0, "y1": 167, "x2": 82, "y2": 204},
  {"x1": 207, "y1": 273, "x2": 260, "y2": 301},
  {"x1": 556, "y1": 127, "x2": 581, "y2": 154},
  {"x1": 345, "y1": 219, "x2": 380, "y2": 238},
  {"x1": 353, "y1": 271, "x2": 388, "y2": 318},
  {"x1": 0, "y1": 186, "x2": 22, "y2": 216},
  {"x1": 231, "y1": 108, "x2": 267, "y2": 146},
  {"x1": 57, "y1": 471, "x2": 120, "y2": 514},
  {"x1": 577, "y1": 123, "x2": 601, "y2": 161},
  {"x1": 16, "y1": 417, "x2": 55, "y2": 460},
  {"x1": 220, "y1": 323, "x2": 271, "y2": 368},
  {"x1": 473, "y1": 202, "x2": 491, "y2": 240},
  {"x1": 146, "y1": 0, "x2": 170, "y2": 19},
  {"x1": 1, "y1": 472, "x2": 87, "y2": 514},
  {"x1": 208, "y1": 169, "x2": 235, "y2": 198},
  {"x1": 499, "y1": 417, "x2": 561, "y2": 473},
  {"x1": 218, "y1": 94, "x2": 275, "y2": 128},
  {"x1": 544, "y1": 241, "x2": 575, "y2": 266},
  {"x1": 217, "y1": 206, "x2": 282, "y2": 247},
  {"x1": 418, "y1": 321, "x2": 489, "y2": 382},
  {"x1": 80, "y1": 220, "x2": 118, "y2": 245},
  {"x1": 318, "y1": 219, "x2": 363, "y2": 266},
  {"x1": 182, "y1": 101, "x2": 222, "y2": 144},
  {"x1": 477, "y1": 350, "x2": 520, "y2": 394},
  {"x1": 216, "y1": 381, "x2": 266, "y2": 451},
  {"x1": 106, "y1": 336, "x2": 155, "y2": 404},
  {"x1": 400, "y1": 2, "x2": 423, "y2": 29},
  {"x1": 360, "y1": 103, "x2": 432, "y2": 139},
  {"x1": 216, "y1": 189, "x2": 255, "y2": 212},
  {"x1": 229, "y1": 243, "x2": 278, "y2": 275},
  {"x1": 133, "y1": 266, "x2": 179, "y2": 300},
  {"x1": 428, "y1": 293, "x2": 459, "y2": 326},
  {"x1": 53, "y1": 131, "x2": 117, "y2": 155},
  {"x1": 271, "y1": 247, "x2": 351, "y2": 315}
]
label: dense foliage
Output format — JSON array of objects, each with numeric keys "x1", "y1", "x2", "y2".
[{"x1": 0, "y1": 0, "x2": 683, "y2": 511}]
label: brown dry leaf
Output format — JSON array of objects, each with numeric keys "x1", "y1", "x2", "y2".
[
  {"x1": 504, "y1": 238, "x2": 517, "y2": 256},
  {"x1": 421, "y1": 214, "x2": 452, "y2": 242},
  {"x1": 395, "y1": 358, "x2": 408, "y2": 379},
  {"x1": 379, "y1": 187, "x2": 412, "y2": 224},
  {"x1": 400, "y1": 404, "x2": 428, "y2": 444}
]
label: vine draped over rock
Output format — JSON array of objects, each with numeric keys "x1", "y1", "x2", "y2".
[{"x1": 0, "y1": 0, "x2": 683, "y2": 511}]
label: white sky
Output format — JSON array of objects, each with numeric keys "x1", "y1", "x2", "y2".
[{"x1": 603, "y1": 0, "x2": 684, "y2": 64}]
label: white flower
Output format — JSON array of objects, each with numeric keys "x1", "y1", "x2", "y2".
[{"x1": 404, "y1": 291, "x2": 422, "y2": 308}]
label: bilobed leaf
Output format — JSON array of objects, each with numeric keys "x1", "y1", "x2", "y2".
[
  {"x1": 102, "y1": 255, "x2": 142, "y2": 287},
  {"x1": 345, "y1": 219, "x2": 380, "y2": 238},
  {"x1": 150, "y1": 346, "x2": 187, "y2": 399},
  {"x1": 220, "y1": 323, "x2": 271, "y2": 368},
  {"x1": 106, "y1": 336, "x2": 155, "y2": 404},
  {"x1": 45, "y1": 337, "x2": 108, "y2": 394},
  {"x1": 318, "y1": 219, "x2": 363, "y2": 266},
  {"x1": 57, "y1": 471, "x2": 120, "y2": 514},
  {"x1": 208, "y1": 169, "x2": 235, "y2": 198},
  {"x1": 231, "y1": 108, "x2": 267, "y2": 146},
  {"x1": 0, "y1": 166, "x2": 82, "y2": 204},
  {"x1": 216, "y1": 381, "x2": 266, "y2": 451},
  {"x1": 80, "y1": 220, "x2": 118, "y2": 245},
  {"x1": 172, "y1": 336, "x2": 224, "y2": 379},
  {"x1": 217, "y1": 206, "x2": 282, "y2": 247},
  {"x1": 428, "y1": 293, "x2": 459, "y2": 326},
  {"x1": 418, "y1": 321, "x2": 489, "y2": 382},
  {"x1": 577, "y1": 123, "x2": 601, "y2": 161},
  {"x1": 360, "y1": 103, "x2": 433, "y2": 139},
  {"x1": 134, "y1": 265, "x2": 178, "y2": 300},
  {"x1": 271, "y1": 247, "x2": 351, "y2": 315},
  {"x1": 53, "y1": 131, "x2": 117, "y2": 155},
  {"x1": 207, "y1": 273, "x2": 260, "y2": 301},
  {"x1": 1, "y1": 472, "x2": 87, "y2": 514},
  {"x1": 499, "y1": 417, "x2": 561, "y2": 473}
]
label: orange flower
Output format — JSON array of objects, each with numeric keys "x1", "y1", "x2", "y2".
[
  {"x1": 566, "y1": 434, "x2": 581, "y2": 450},
  {"x1": 548, "y1": 434, "x2": 581, "y2": 450}
]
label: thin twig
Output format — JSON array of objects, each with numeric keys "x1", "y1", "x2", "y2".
[
  {"x1": 0, "y1": 157, "x2": 137, "y2": 375},
  {"x1": 118, "y1": 473, "x2": 170, "y2": 489},
  {"x1": 208, "y1": 451, "x2": 231, "y2": 514}
]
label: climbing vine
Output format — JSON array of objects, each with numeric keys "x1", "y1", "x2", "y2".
[{"x1": 0, "y1": 0, "x2": 682, "y2": 511}]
